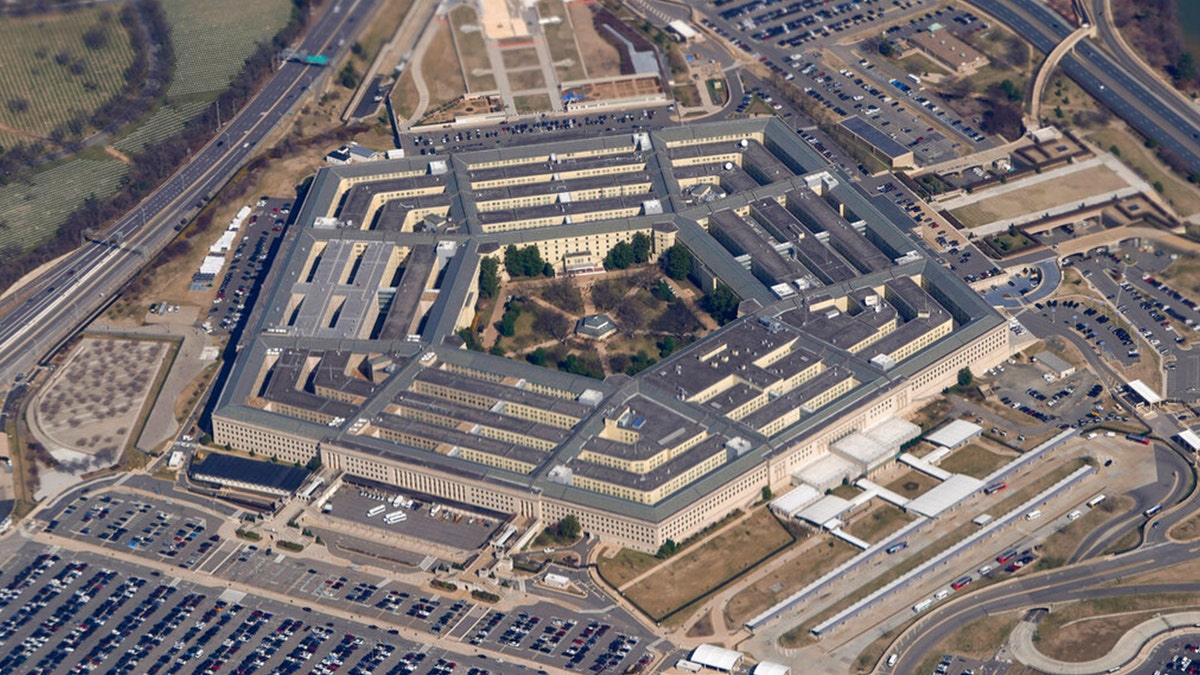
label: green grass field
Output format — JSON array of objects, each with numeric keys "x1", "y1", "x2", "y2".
[
  {"x1": 0, "y1": 7, "x2": 136, "y2": 138},
  {"x1": 114, "y1": 0, "x2": 290, "y2": 153},
  {"x1": 0, "y1": 157, "x2": 129, "y2": 257},
  {"x1": 162, "y1": 0, "x2": 292, "y2": 98}
]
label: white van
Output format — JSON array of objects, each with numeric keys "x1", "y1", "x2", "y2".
[{"x1": 1025, "y1": 510, "x2": 1042, "y2": 521}]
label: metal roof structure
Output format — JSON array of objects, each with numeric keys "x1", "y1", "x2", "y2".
[
  {"x1": 925, "y1": 420, "x2": 983, "y2": 448},
  {"x1": 905, "y1": 473, "x2": 983, "y2": 518},
  {"x1": 690, "y1": 645, "x2": 743, "y2": 672},
  {"x1": 1127, "y1": 379, "x2": 1162, "y2": 404}
]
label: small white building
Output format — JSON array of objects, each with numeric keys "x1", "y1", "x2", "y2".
[
  {"x1": 1033, "y1": 351, "x2": 1075, "y2": 379},
  {"x1": 690, "y1": 645, "x2": 742, "y2": 672},
  {"x1": 543, "y1": 573, "x2": 570, "y2": 589},
  {"x1": 168, "y1": 451, "x2": 184, "y2": 469},
  {"x1": 751, "y1": 662, "x2": 791, "y2": 675}
]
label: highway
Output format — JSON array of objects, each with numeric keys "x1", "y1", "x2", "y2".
[
  {"x1": 965, "y1": 0, "x2": 1200, "y2": 173},
  {"x1": 0, "y1": 0, "x2": 380, "y2": 388},
  {"x1": 891, "y1": 472, "x2": 1200, "y2": 673}
]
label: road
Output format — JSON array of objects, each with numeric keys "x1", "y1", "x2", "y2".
[
  {"x1": 0, "y1": 0, "x2": 380, "y2": 389},
  {"x1": 892, "y1": 496, "x2": 1200, "y2": 673},
  {"x1": 965, "y1": 0, "x2": 1200, "y2": 173}
]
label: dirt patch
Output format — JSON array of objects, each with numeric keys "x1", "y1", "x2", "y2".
[
  {"x1": 501, "y1": 47, "x2": 542, "y2": 71},
  {"x1": 31, "y1": 337, "x2": 171, "y2": 471},
  {"x1": 686, "y1": 610, "x2": 714, "y2": 638},
  {"x1": 938, "y1": 444, "x2": 1010, "y2": 478},
  {"x1": 508, "y1": 68, "x2": 547, "y2": 92},
  {"x1": 623, "y1": 508, "x2": 794, "y2": 620},
  {"x1": 884, "y1": 469, "x2": 941, "y2": 498},
  {"x1": 513, "y1": 93, "x2": 551, "y2": 114},
  {"x1": 538, "y1": 0, "x2": 585, "y2": 82},
  {"x1": 595, "y1": 548, "x2": 659, "y2": 589},
  {"x1": 950, "y1": 165, "x2": 1131, "y2": 227},
  {"x1": 421, "y1": 20, "x2": 466, "y2": 111},
  {"x1": 568, "y1": 1, "x2": 621, "y2": 78},
  {"x1": 725, "y1": 536, "x2": 858, "y2": 626},
  {"x1": 563, "y1": 76, "x2": 662, "y2": 105},
  {"x1": 449, "y1": 6, "x2": 493, "y2": 93},
  {"x1": 844, "y1": 502, "x2": 915, "y2": 543},
  {"x1": 1036, "y1": 594, "x2": 1200, "y2": 662}
]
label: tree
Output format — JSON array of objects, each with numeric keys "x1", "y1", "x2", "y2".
[
  {"x1": 604, "y1": 241, "x2": 635, "y2": 270},
  {"x1": 1173, "y1": 52, "x2": 1196, "y2": 84},
  {"x1": 82, "y1": 26, "x2": 108, "y2": 50},
  {"x1": 556, "y1": 515, "x2": 581, "y2": 540},
  {"x1": 527, "y1": 348, "x2": 548, "y2": 366},
  {"x1": 478, "y1": 257, "x2": 500, "y2": 299},
  {"x1": 504, "y1": 244, "x2": 546, "y2": 277},
  {"x1": 957, "y1": 367, "x2": 974, "y2": 388},
  {"x1": 305, "y1": 454, "x2": 322, "y2": 471},
  {"x1": 661, "y1": 244, "x2": 693, "y2": 281},
  {"x1": 631, "y1": 232, "x2": 652, "y2": 263},
  {"x1": 878, "y1": 40, "x2": 895, "y2": 57},
  {"x1": 534, "y1": 309, "x2": 571, "y2": 342},
  {"x1": 761, "y1": 486, "x2": 773, "y2": 502},
  {"x1": 656, "y1": 539, "x2": 679, "y2": 559},
  {"x1": 701, "y1": 284, "x2": 739, "y2": 325},
  {"x1": 652, "y1": 300, "x2": 698, "y2": 337},
  {"x1": 498, "y1": 304, "x2": 521, "y2": 337}
]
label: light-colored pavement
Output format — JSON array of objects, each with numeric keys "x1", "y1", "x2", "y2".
[{"x1": 1008, "y1": 611, "x2": 1200, "y2": 674}]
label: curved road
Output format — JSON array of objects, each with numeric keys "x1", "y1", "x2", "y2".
[
  {"x1": 0, "y1": 0, "x2": 380, "y2": 387},
  {"x1": 892, "y1": 532, "x2": 1200, "y2": 673}
]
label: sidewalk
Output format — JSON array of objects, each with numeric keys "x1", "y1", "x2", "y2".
[{"x1": 1008, "y1": 610, "x2": 1200, "y2": 674}]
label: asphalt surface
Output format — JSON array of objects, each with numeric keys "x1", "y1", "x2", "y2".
[
  {"x1": 0, "y1": 0, "x2": 381, "y2": 389},
  {"x1": 892, "y1": 489, "x2": 1200, "y2": 673}
]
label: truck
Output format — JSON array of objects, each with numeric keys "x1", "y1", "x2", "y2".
[
  {"x1": 367, "y1": 505, "x2": 386, "y2": 518},
  {"x1": 383, "y1": 511, "x2": 407, "y2": 524}
]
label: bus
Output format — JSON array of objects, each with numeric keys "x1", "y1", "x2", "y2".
[
  {"x1": 383, "y1": 511, "x2": 407, "y2": 524},
  {"x1": 1144, "y1": 504, "x2": 1163, "y2": 518},
  {"x1": 1086, "y1": 494, "x2": 1106, "y2": 508},
  {"x1": 1127, "y1": 433, "x2": 1151, "y2": 445},
  {"x1": 366, "y1": 505, "x2": 386, "y2": 518}
]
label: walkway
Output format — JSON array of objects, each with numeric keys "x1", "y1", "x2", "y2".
[
  {"x1": 1008, "y1": 610, "x2": 1200, "y2": 674},
  {"x1": 1029, "y1": 24, "x2": 1096, "y2": 123}
]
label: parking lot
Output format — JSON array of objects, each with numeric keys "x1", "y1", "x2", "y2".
[
  {"x1": 0, "y1": 543, "x2": 559, "y2": 675},
  {"x1": 1065, "y1": 247, "x2": 1200, "y2": 400},
  {"x1": 982, "y1": 356, "x2": 1118, "y2": 433},
  {"x1": 41, "y1": 491, "x2": 225, "y2": 573},
  {"x1": 325, "y1": 483, "x2": 503, "y2": 553},
  {"x1": 701, "y1": 0, "x2": 990, "y2": 163},
  {"x1": 206, "y1": 197, "x2": 291, "y2": 336},
  {"x1": 23, "y1": 485, "x2": 661, "y2": 673}
]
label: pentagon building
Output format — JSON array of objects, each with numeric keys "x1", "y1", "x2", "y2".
[{"x1": 212, "y1": 117, "x2": 1009, "y2": 552}]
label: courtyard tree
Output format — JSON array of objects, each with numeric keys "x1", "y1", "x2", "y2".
[
  {"x1": 661, "y1": 243, "x2": 693, "y2": 280},
  {"x1": 478, "y1": 257, "x2": 500, "y2": 299}
]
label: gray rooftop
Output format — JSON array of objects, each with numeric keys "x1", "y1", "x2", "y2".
[{"x1": 211, "y1": 115, "x2": 1005, "y2": 522}]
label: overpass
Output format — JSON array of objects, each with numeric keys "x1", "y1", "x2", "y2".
[{"x1": 1028, "y1": 23, "x2": 1096, "y2": 124}]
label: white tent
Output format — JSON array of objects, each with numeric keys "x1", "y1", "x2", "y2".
[
  {"x1": 690, "y1": 645, "x2": 743, "y2": 672},
  {"x1": 752, "y1": 662, "x2": 791, "y2": 675}
]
